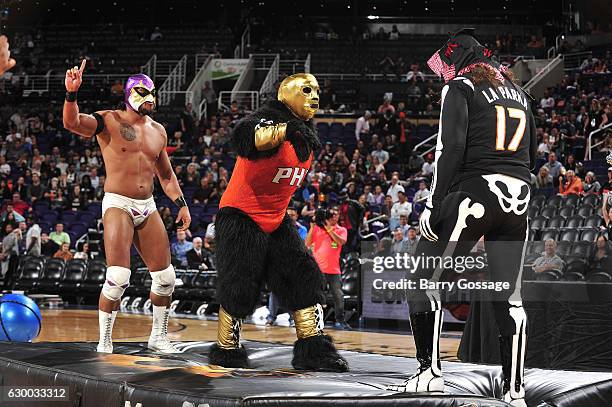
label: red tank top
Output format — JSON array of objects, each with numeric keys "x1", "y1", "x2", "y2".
[{"x1": 220, "y1": 142, "x2": 312, "y2": 233}]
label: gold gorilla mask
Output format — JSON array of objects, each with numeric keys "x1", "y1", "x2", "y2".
[{"x1": 277, "y1": 73, "x2": 320, "y2": 120}]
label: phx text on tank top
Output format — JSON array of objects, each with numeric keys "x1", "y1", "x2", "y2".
[{"x1": 220, "y1": 142, "x2": 312, "y2": 233}]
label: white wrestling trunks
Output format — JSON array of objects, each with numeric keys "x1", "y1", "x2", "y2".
[{"x1": 102, "y1": 192, "x2": 157, "y2": 227}]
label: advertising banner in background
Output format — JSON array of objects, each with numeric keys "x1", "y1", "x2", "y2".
[{"x1": 211, "y1": 59, "x2": 249, "y2": 80}]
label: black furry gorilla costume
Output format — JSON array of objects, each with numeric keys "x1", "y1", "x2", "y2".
[{"x1": 208, "y1": 73, "x2": 348, "y2": 372}]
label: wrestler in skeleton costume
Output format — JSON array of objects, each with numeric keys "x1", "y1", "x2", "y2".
[{"x1": 387, "y1": 29, "x2": 537, "y2": 407}]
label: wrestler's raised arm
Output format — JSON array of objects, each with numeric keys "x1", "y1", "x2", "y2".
[
  {"x1": 0, "y1": 35, "x2": 16, "y2": 76},
  {"x1": 63, "y1": 59, "x2": 107, "y2": 138}
]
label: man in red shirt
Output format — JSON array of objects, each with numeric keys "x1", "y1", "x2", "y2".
[
  {"x1": 306, "y1": 207, "x2": 350, "y2": 329},
  {"x1": 10, "y1": 192, "x2": 30, "y2": 216},
  {"x1": 209, "y1": 73, "x2": 348, "y2": 372}
]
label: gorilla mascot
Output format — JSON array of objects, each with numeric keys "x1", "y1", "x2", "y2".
[{"x1": 208, "y1": 73, "x2": 348, "y2": 372}]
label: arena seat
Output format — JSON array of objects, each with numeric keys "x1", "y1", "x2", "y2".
[
  {"x1": 12, "y1": 257, "x2": 45, "y2": 293},
  {"x1": 564, "y1": 194, "x2": 581, "y2": 207},
  {"x1": 577, "y1": 204, "x2": 595, "y2": 217},
  {"x1": 584, "y1": 215, "x2": 603, "y2": 229},
  {"x1": 564, "y1": 215, "x2": 584, "y2": 229},
  {"x1": 529, "y1": 215, "x2": 547, "y2": 231},
  {"x1": 563, "y1": 259, "x2": 587, "y2": 281},
  {"x1": 125, "y1": 268, "x2": 149, "y2": 298},
  {"x1": 81, "y1": 260, "x2": 106, "y2": 295},
  {"x1": 540, "y1": 206, "x2": 557, "y2": 219},
  {"x1": 546, "y1": 216, "x2": 565, "y2": 230},
  {"x1": 581, "y1": 194, "x2": 600, "y2": 207},
  {"x1": 172, "y1": 270, "x2": 195, "y2": 300},
  {"x1": 527, "y1": 205, "x2": 539, "y2": 219},
  {"x1": 559, "y1": 230, "x2": 578, "y2": 242},
  {"x1": 587, "y1": 271, "x2": 612, "y2": 282},
  {"x1": 59, "y1": 259, "x2": 87, "y2": 294},
  {"x1": 541, "y1": 230, "x2": 559, "y2": 241},
  {"x1": 535, "y1": 269, "x2": 563, "y2": 281},
  {"x1": 556, "y1": 240, "x2": 573, "y2": 256},
  {"x1": 547, "y1": 195, "x2": 564, "y2": 208},
  {"x1": 570, "y1": 241, "x2": 594, "y2": 257},
  {"x1": 579, "y1": 228, "x2": 599, "y2": 242},
  {"x1": 38, "y1": 259, "x2": 66, "y2": 294},
  {"x1": 528, "y1": 241, "x2": 545, "y2": 255},
  {"x1": 530, "y1": 195, "x2": 547, "y2": 208},
  {"x1": 188, "y1": 271, "x2": 217, "y2": 302},
  {"x1": 558, "y1": 206, "x2": 575, "y2": 218}
]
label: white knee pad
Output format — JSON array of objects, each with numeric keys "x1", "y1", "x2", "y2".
[
  {"x1": 102, "y1": 266, "x2": 131, "y2": 301},
  {"x1": 150, "y1": 265, "x2": 176, "y2": 297}
]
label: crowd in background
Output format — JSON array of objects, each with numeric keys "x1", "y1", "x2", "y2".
[{"x1": 0, "y1": 24, "x2": 610, "y2": 284}]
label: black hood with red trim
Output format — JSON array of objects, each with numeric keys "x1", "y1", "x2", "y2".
[{"x1": 427, "y1": 28, "x2": 507, "y2": 83}]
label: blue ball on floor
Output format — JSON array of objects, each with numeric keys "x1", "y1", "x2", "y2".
[{"x1": 0, "y1": 294, "x2": 42, "y2": 342}]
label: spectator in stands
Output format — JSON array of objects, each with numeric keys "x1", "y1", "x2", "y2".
[
  {"x1": 405, "y1": 63, "x2": 425, "y2": 82},
  {"x1": 301, "y1": 194, "x2": 317, "y2": 225},
  {"x1": 535, "y1": 166, "x2": 554, "y2": 189},
  {"x1": 377, "y1": 96, "x2": 395, "y2": 115},
  {"x1": 40, "y1": 232, "x2": 59, "y2": 257},
  {"x1": 25, "y1": 218, "x2": 41, "y2": 256},
  {"x1": 372, "y1": 141, "x2": 389, "y2": 166},
  {"x1": 1, "y1": 224, "x2": 20, "y2": 277},
  {"x1": 398, "y1": 214, "x2": 410, "y2": 237},
  {"x1": 202, "y1": 81, "x2": 217, "y2": 115},
  {"x1": 53, "y1": 242, "x2": 73, "y2": 261},
  {"x1": 390, "y1": 228, "x2": 405, "y2": 255},
  {"x1": 532, "y1": 240, "x2": 565, "y2": 276},
  {"x1": 74, "y1": 242, "x2": 92, "y2": 261},
  {"x1": 29, "y1": 173, "x2": 45, "y2": 202},
  {"x1": 584, "y1": 99, "x2": 608, "y2": 136},
  {"x1": 150, "y1": 26, "x2": 163, "y2": 41},
  {"x1": 0, "y1": 179, "x2": 11, "y2": 200},
  {"x1": 186, "y1": 237, "x2": 211, "y2": 270},
  {"x1": 171, "y1": 230, "x2": 193, "y2": 267},
  {"x1": 180, "y1": 103, "x2": 197, "y2": 139},
  {"x1": 587, "y1": 234, "x2": 611, "y2": 277},
  {"x1": 603, "y1": 198, "x2": 612, "y2": 240},
  {"x1": 355, "y1": 111, "x2": 372, "y2": 141},
  {"x1": 287, "y1": 207, "x2": 307, "y2": 240},
  {"x1": 421, "y1": 153, "x2": 435, "y2": 180},
  {"x1": 10, "y1": 192, "x2": 30, "y2": 215},
  {"x1": 583, "y1": 172, "x2": 601, "y2": 195},
  {"x1": 371, "y1": 184, "x2": 385, "y2": 206},
  {"x1": 542, "y1": 152, "x2": 565, "y2": 185},
  {"x1": 94, "y1": 175, "x2": 105, "y2": 201},
  {"x1": 559, "y1": 170, "x2": 584, "y2": 196},
  {"x1": 389, "y1": 191, "x2": 411, "y2": 231},
  {"x1": 386, "y1": 174, "x2": 404, "y2": 203},
  {"x1": 389, "y1": 25, "x2": 400, "y2": 40},
  {"x1": 338, "y1": 192, "x2": 364, "y2": 253},
  {"x1": 2, "y1": 203, "x2": 25, "y2": 224},
  {"x1": 602, "y1": 168, "x2": 612, "y2": 195},
  {"x1": 13, "y1": 176, "x2": 28, "y2": 200},
  {"x1": 69, "y1": 185, "x2": 87, "y2": 211},
  {"x1": 408, "y1": 151, "x2": 424, "y2": 176},
  {"x1": 193, "y1": 176, "x2": 213, "y2": 204},
  {"x1": 306, "y1": 206, "x2": 350, "y2": 330},
  {"x1": 49, "y1": 223, "x2": 70, "y2": 247},
  {"x1": 402, "y1": 227, "x2": 420, "y2": 257},
  {"x1": 413, "y1": 180, "x2": 430, "y2": 203}
]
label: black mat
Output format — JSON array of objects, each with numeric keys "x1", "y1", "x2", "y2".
[{"x1": 0, "y1": 341, "x2": 610, "y2": 406}]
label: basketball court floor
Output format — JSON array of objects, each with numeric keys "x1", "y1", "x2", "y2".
[{"x1": 36, "y1": 309, "x2": 463, "y2": 360}]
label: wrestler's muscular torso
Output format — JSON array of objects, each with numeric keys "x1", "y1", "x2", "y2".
[{"x1": 94, "y1": 110, "x2": 166, "y2": 200}]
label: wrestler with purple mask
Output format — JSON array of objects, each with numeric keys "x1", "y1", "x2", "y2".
[{"x1": 63, "y1": 60, "x2": 191, "y2": 354}]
